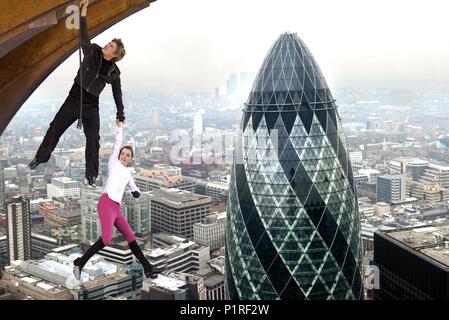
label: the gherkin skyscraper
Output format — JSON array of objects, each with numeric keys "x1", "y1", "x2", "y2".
[{"x1": 225, "y1": 33, "x2": 363, "y2": 300}]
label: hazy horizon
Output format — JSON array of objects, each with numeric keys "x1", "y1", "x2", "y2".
[{"x1": 32, "y1": 0, "x2": 449, "y2": 99}]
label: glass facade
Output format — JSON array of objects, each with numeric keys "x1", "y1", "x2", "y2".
[{"x1": 225, "y1": 33, "x2": 363, "y2": 300}]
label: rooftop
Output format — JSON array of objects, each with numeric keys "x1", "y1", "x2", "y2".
[
  {"x1": 381, "y1": 224, "x2": 449, "y2": 268},
  {"x1": 206, "y1": 181, "x2": 229, "y2": 189},
  {"x1": 51, "y1": 209, "x2": 81, "y2": 218},
  {"x1": 52, "y1": 177, "x2": 78, "y2": 183},
  {"x1": 148, "y1": 188, "x2": 212, "y2": 206},
  {"x1": 147, "y1": 274, "x2": 186, "y2": 291},
  {"x1": 11, "y1": 252, "x2": 120, "y2": 289}
]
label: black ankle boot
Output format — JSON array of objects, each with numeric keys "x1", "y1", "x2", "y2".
[
  {"x1": 73, "y1": 238, "x2": 105, "y2": 280},
  {"x1": 142, "y1": 262, "x2": 164, "y2": 279},
  {"x1": 128, "y1": 241, "x2": 164, "y2": 279}
]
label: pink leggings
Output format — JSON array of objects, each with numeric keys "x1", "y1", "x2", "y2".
[{"x1": 97, "y1": 193, "x2": 136, "y2": 246}]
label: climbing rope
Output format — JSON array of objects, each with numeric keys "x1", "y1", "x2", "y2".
[{"x1": 76, "y1": 3, "x2": 84, "y2": 130}]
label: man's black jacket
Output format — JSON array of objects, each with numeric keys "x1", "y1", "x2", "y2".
[{"x1": 73, "y1": 16, "x2": 125, "y2": 121}]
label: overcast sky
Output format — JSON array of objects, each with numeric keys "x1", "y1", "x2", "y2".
[{"x1": 35, "y1": 0, "x2": 449, "y2": 98}]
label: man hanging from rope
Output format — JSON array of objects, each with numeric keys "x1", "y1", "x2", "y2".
[{"x1": 28, "y1": 0, "x2": 126, "y2": 187}]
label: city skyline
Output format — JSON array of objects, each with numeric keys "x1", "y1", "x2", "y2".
[
  {"x1": 28, "y1": 0, "x2": 449, "y2": 101},
  {"x1": 2, "y1": 0, "x2": 449, "y2": 302}
]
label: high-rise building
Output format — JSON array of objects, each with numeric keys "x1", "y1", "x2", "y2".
[
  {"x1": 6, "y1": 196, "x2": 32, "y2": 262},
  {"x1": 374, "y1": 225, "x2": 449, "y2": 300},
  {"x1": 226, "y1": 33, "x2": 363, "y2": 300},
  {"x1": 80, "y1": 188, "x2": 105, "y2": 244},
  {"x1": 122, "y1": 193, "x2": 151, "y2": 235},
  {"x1": 0, "y1": 158, "x2": 8, "y2": 209},
  {"x1": 0, "y1": 235, "x2": 8, "y2": 270},
  {"x1": 193, "y1": 212, "x2": 226, "y2": 251},
  {"x1": 376, "y1": 175, "x2": 406, "y2": 203},
  {"x1": 152, "y1": 109, "x2": 160, "y2": 128},
  {"x1": 148, "y1": 189, "x2": 212, "y2": 239},
  {"x1": 47, "y1": 177, "x2": 81, "y2": 199},
  {"x1": 226, "y1": 73, "x2": 238, "y2": 95},
  {"x1": 68, "y1": 160, "x2": 85, "y2": 182},
  {"x1": 193, "y1": 113, "x2": 203, "y2": 137}
]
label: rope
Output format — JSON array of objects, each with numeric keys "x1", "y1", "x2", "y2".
[{"x1": 76, "y1": 3, "x2": 84, "y2": 130}]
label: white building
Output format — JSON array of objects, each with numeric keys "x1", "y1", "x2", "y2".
[
  {"x1": 147, "y1": 233, "x2": 210, "y2": 274},
  {"x1": 205, "y1": 182, "x2": 229, "y2": 203},
  {"x1": 193, "y1": 212, "x2": 226, "y2": 251},
  {"x1": 358, "y1": 168, "x2": 381, "y2": 184},
  {"x1": 141, "y1": 272, "x2": 206, "y2": 300},
  {"x1": 193, "y1": 113, "x2": 203, "y2": 137},
  {"x1": 2, "y1": 252, "x2": 142, "y2": 300},
  {"x1": 80, "y1": 188, "x2": 107, "y2": 244},
  {"x1": 47, "y1": 177, "x2": 81, "y2": 199},
  {"x1": 349, "y1": 151, "x2": 363, "y2": 163}
]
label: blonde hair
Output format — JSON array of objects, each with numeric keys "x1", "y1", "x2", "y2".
[{"x1": 112, "y1": 38, "x2": 126, "y2": 62}]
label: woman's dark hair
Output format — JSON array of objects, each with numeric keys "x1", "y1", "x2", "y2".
[{"x1": 119, "y1": 146, "x2": 134, "y2": 159}]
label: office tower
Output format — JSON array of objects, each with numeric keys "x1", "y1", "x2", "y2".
[
  {"x1": 377, "y1": 175, "x2": 406, "y2": 203},
  {"x1": 226, "y1": 73, "x2": 238, "y2": 95},
  {"x1": 193, "y1": 113, "x2": 203, "y2": 137},
  {"x1": 80, "y1": 188, "x2": 105, "y2": 244},
  {"x1": 122, "y1": 193, "x2": 151, "y2": 235},
  {"x1": 0, "y1": 158, "x2": 7, "y2": 209},
  {"x1": 205, "y1": 182, "x2": 229, "y2": 203},
  {"x1": 193, "y1": 212, "x2": 226, "y2": 251},
  {"x1": 214, "y1": 87, "x2": 220, "y2": 100},
  {"x1": 148, "y1": 233, "x2": 210, "y2": 273},
  {"x1": 226, "y1": 33, "x2": 363, "y2": 299},
  {"x1": 6, "y1": 196, "x2": 32, "y2": 261},
  {"x1": 68, "y1": 160, "x2": 85, "y2": 182},
  {"x1": 152, "y1": 109, "x2": 160, "y2": 128},
  {"x1": 0, "y1": 235, "x2": 7, "y2": 274},
  {"x1": 46, "y1": 177, "x2": 81, "y2": 199},
  {"x1": 374, "y1": 226, "x2": 449, "y2": 300},
  {"x1": 148, "y1": 189, "x2": 212, "y2": 239}
]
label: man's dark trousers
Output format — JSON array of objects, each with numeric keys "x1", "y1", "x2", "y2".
[{"x1": 35, "y1": 95, "x2": 100, "y2": 178}]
